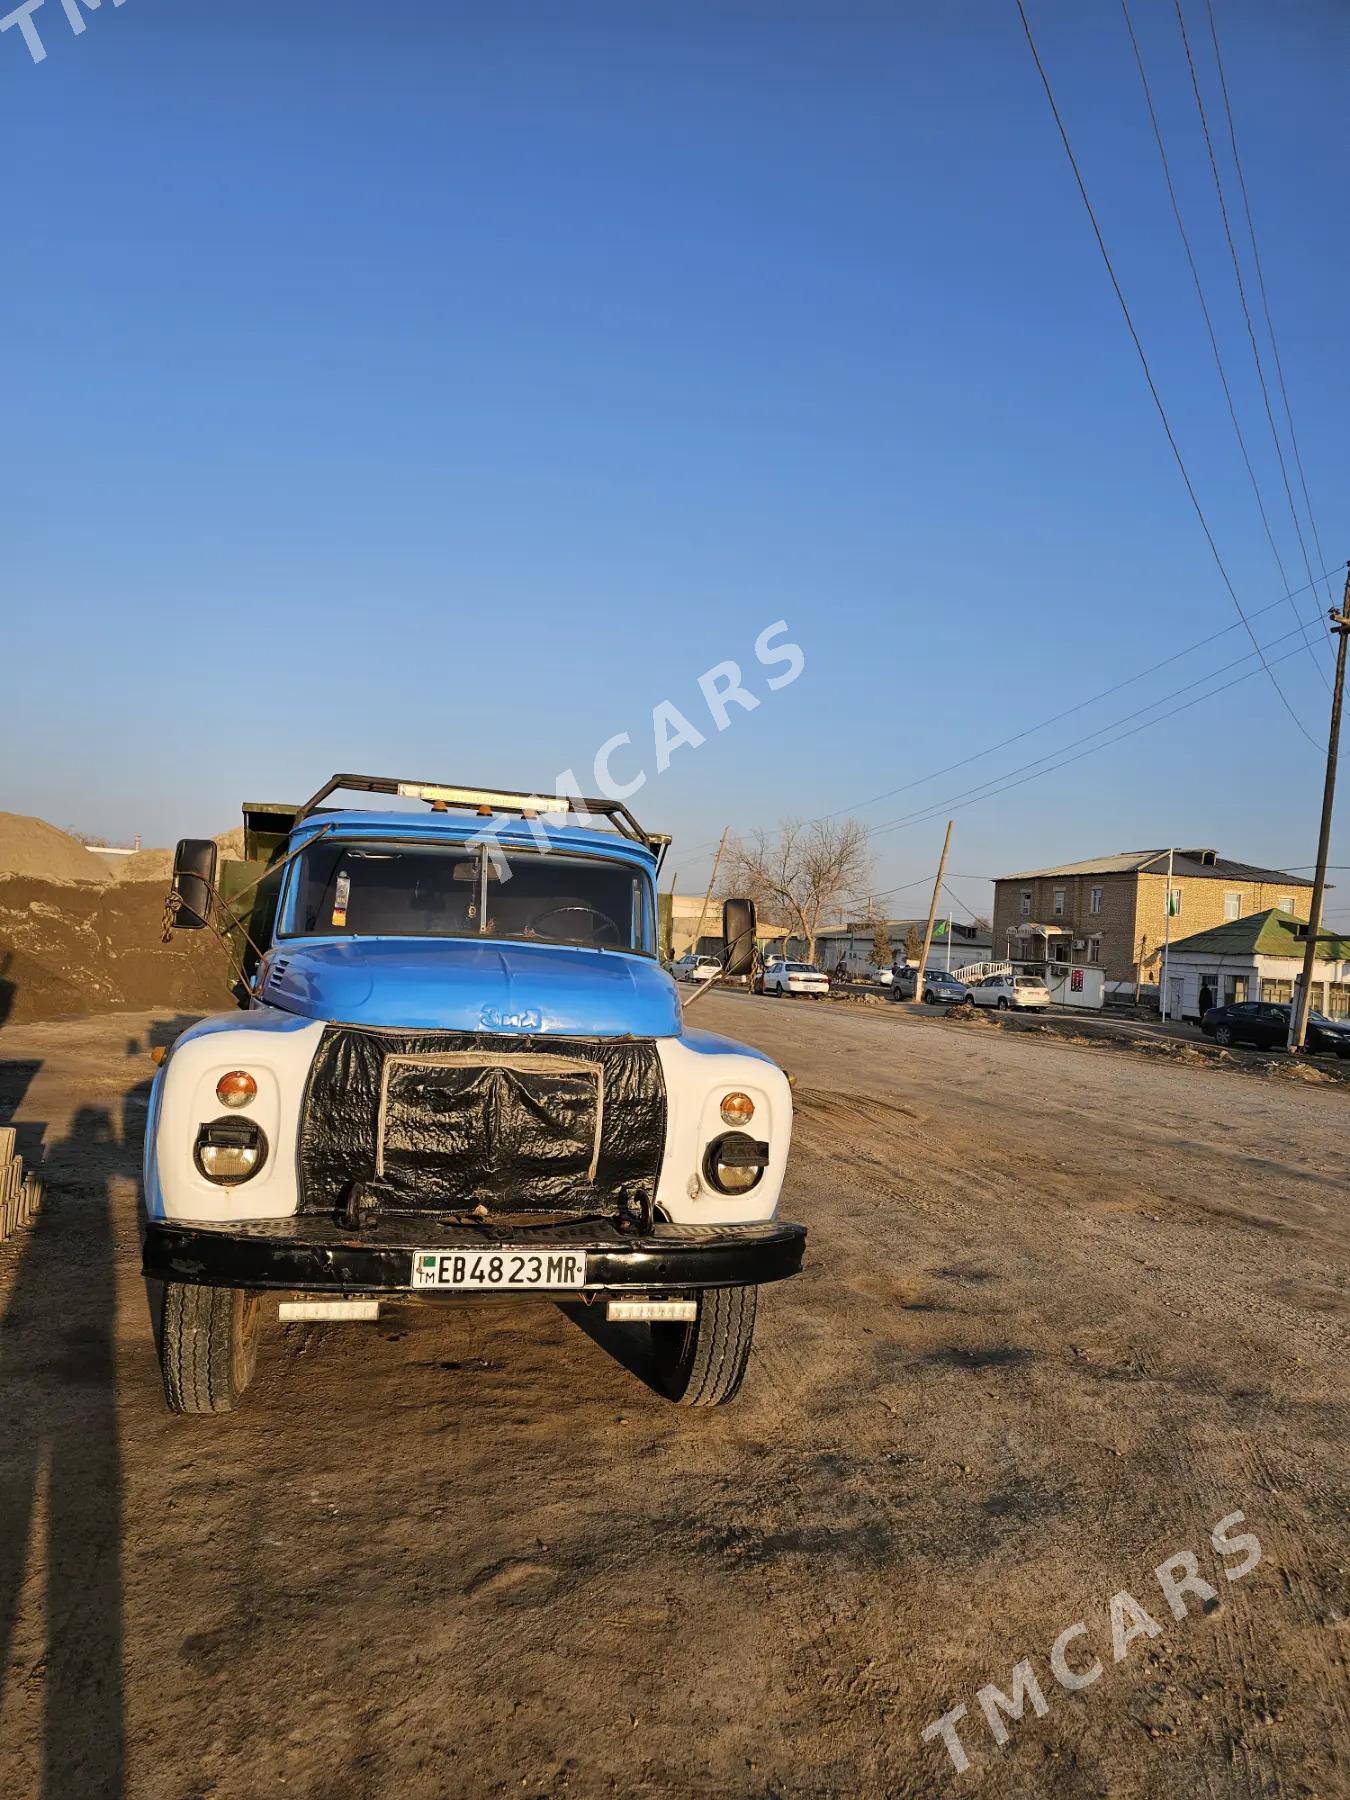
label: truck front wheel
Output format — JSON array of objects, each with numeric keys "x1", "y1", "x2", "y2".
[
  {"x1": 652, "y1": 1284, "x2": 757, "y2": 1406},
  {"x1": 159, "y1": 1282, "x2": 260, "y2": 1413}
]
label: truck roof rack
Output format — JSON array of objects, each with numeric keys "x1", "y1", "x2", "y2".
[{"x1": 292, "y1": 773, "x2": 668, "y2": 863}]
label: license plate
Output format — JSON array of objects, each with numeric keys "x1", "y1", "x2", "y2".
[{"x1": 411, "y1": 1248, "x2": 588, "y2": 1291}]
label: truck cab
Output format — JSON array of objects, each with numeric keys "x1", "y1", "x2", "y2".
[{"x1": 143, "y1": 774, "x2": 804, "y2": 1411}]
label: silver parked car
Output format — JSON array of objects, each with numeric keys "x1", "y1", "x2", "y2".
[{"x1": 891, "y1": 967, "x2": 973, "y2": 1004}]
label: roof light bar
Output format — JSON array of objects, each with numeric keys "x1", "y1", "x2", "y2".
[
  {"x1": 395, "y1": 782, "x2": 569, "y2": 814},
  {"x1": 290, "y1": 774, "x2": 667, "y2": 868}
]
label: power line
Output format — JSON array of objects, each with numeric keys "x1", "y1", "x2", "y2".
[
  {"x1": 845, "y1": 874, "x2": 934, "y2": 908},
  {"x1": 1014, "y1": 0, "x2": 1319, "y2": 750},
  {"x1": 856, "y1": 612, "x2": 1324, "y2": 842},
  {"x1": 674, "y1": 561, "x2": 1341, "y2": 866},
  {"x1": 764, "y1": 621, "x2": 1318, "y2": 885},
  {"x1": 813, "y1": 568, "x2": 1337, "y2": 827},
  {"x1": 1119, "y1": 0, "x2": 1327, "y2": 686},
  {"x1": 860, "y1": 616, "x2": 1313, "y2": 840},
  {"x1": 1202, "y1": 0, "x2": 1338, "y2": 620},
  {"x1": 1172, "y1": 0, "x2": 1334, "y2": 656},
  {"x1": 865, "y1": 635, "x2": 1313, "y2": 845},
  {"x1": 942, "y1": 881, "x2": 981, "y2": 925}
]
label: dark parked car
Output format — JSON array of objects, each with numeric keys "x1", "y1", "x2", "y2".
[{"x1": 1199, "y1": 1001, "x2": 1350, "y2": 1056}]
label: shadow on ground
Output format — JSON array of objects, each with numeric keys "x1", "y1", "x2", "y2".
[{"x1": 0, "y1": 1026, "x2": 189, "y2": 1798}]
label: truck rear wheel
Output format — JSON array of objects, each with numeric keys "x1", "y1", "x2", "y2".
[
  {"x1": 652, "y1": 1284, "x2": 757, "y2": 1406},
  {"x1": 159, "y1": 1282, "x2": 260, "y2": 1414}
]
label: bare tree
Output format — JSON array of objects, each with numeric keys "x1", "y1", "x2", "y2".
[{"x1": 722, "y1": 818, "x2": 870, "y2": 965}]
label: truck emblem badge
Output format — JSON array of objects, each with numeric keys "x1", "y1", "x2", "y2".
[{"x1": 480, "y1": 1005, "x2": 543, "y2": 1032}]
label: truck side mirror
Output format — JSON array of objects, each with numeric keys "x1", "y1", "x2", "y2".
[
  {"x1": 722, "y1": 898, "x2": 757, "y2": 977},
  {"x1": 171, "y1": 838, "x2": 218, "y2": 929}
]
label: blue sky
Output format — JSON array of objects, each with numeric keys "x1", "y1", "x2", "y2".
[{"x1": 2, "y1": 0, "x2": 1345, "y2": 923}]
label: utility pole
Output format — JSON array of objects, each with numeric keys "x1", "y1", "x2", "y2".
[
  {"x1": 1159, "y1": 845, "x2": 1175, "y2": 1021},
  {"x1": 913, "y1": 821, "x2": 954, "y2": 1003},
  {"x1": 1289, "y1": 567, "x2": 1350, "y2": 1052},
  {"x1": 691, "y1": 827, "x2": 729, "y2": 961}
]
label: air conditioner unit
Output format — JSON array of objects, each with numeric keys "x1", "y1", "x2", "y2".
[{"x1": 1073, "y1": 938, "x2": 1087, "y2": 951}]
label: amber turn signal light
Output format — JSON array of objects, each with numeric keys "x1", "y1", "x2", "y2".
[
  {"x1": 216, "y1": 1070, "x2": 257, "y2": 1109},
  {"x1": 720, "y1": 1091, "x2": 754, "y2": 1125}
]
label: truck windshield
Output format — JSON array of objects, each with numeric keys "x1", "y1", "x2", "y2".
[{"x1": 281, "y1": 840, "x2": 654, "y2": 953}]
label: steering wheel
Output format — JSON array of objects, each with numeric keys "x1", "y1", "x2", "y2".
[{"x1": 525, "y1": 903, "x2": 622, "y2": 944}]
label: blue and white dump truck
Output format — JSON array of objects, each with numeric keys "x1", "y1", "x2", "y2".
[{"x1": 143, "y1": 775, "x2": 804, "y2": 1412}]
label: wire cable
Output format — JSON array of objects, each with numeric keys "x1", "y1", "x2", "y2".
[
  {"x1": 866, "y1": 635, "x2": 1311, "y2": 844},
  {"x1": 1015, "y1": 0, "x2": 1319, "y2": 749},
  {"x1": 1120, "y1": 0, "x2": 1326, "y2": 685},
  {"x1": 942, "y1": 881, "x2": 981, "y2": 925},
  {"x1": 1201, "y1": 0, "x2": 1338, "y2": 617},
  {"x1": 1173, "y1": 0, "x2": 1334, "y2": 654},
  {"x1": 810, "y1": 562, "x2": 1337, "y2": 830},
  {"x1": 673, "y1": 560, "x2": 1341, "y2": 866},
  {"x1": 861, "y1": 617, "x2": 1314, "y2": 842}
]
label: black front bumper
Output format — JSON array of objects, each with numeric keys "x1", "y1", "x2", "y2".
[{"x1": 142, "y1": 1215, "x2": 807, "y2": 1295}]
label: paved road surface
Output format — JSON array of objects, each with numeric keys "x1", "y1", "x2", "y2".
[{"x1": 0, "y1": 998, "x2": 1345, "y2": 1798}]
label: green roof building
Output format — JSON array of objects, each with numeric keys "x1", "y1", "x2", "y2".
[{"x1": 1162, "y1": 908, "x2": 1350, "y2": 1021}]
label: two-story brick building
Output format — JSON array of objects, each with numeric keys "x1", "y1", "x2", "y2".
[{"x1": 991, "y1": 849, "x2": 1313, "y2": 990}]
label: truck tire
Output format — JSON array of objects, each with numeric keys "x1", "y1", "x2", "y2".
[
  {"x1": 159, "y1": 1282, "x2": 260, "y2": 1414},
  {"x1": 652, "y1": 1284, "x2": 757, "y2": 1406}
]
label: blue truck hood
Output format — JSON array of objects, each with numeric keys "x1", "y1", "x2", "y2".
[{"x1": 259, "y1": 938, "x2": 683, "y2": 1037}]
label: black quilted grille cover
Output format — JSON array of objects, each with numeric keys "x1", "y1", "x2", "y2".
[{"x1": 298, "y1": 1027, "x2": 666, "y2": 1214}]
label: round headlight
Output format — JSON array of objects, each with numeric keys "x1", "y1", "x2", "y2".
[
  {"x1": 703, "y1": 1131, "x2": 767, "y2": 1196},
  {"x1": 194, "y1": 1117, "x2": 268, "y2": 1186},
  {"x1": 216, "y1": 1070, "x2": 257, "y2": 1108},
  {"x1": 720, "y1": 1091, "x2": 754, "y2": 1126}
]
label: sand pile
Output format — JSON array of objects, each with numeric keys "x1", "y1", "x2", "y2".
[
  {"x1": 0, "y1": 814, "x2": 249, "y2": 891},
  {"x1": 0, "y1": 813, "x2": 112, "y2": 886},
  {"x1": 0, "y1": 877, "x2": 228, "y2": 1024},
  {"x1": 108, "y1": 846, "x2": 175, "y2": 883}
]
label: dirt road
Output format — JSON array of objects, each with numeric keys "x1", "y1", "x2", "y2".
[{"x1": 1, "y1": 996, "x2": 1346, "y2": 1799}]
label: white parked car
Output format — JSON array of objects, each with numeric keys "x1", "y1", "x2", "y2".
[
  {"x1": 762, "y1": 960, "x2": 830, "y2": 999},
  {"x1": 672, "y1": 953, "x2": 722, "y2": 984},
  {"x1": 970, "y1": 974, "x2": 1050, "y2": 1011}
]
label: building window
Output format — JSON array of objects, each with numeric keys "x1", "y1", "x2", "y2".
[
  {"x1": 1020, "y1": 890, "x2": 1031, "y2": 918},
  {"x1": 1327, "y1": 983, "x2": 1350, "y2": 1020},
  {"x1": 1223, "y1": 892, "x2": 1241, "y2": 921},
  {"x1": 1089, "y1": 886, "x2": 1103, "y2": 915},
  {"x1": 1261, "y1": 978, "x2": 1292, "y2": 1004},
  {"x1": 1222, "y1": 975, "x2": 1248, "y2": 1005},
  {"x1": 1086, "y1": 936, "x2": 1101, "y2": 964},
  {"x1": 1277, "y1": 896, "x2": 1294, "y2": 914},
  {"x1": 1053, "y1": 888, "x2": 1065, "y2": 916}
]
